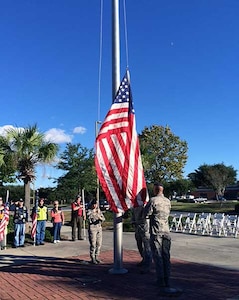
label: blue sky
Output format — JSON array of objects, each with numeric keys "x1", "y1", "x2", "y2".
[{"x1": 0, "y1": 0, "x2": 239, "y2": 188}]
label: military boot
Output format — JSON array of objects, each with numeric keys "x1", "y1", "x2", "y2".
[
  {"x1": 90, "y1": 256, "x2": 97, "y2": 264},
  {"x1": 95, "y1": 256, "x2": 102, "y2": 264}
]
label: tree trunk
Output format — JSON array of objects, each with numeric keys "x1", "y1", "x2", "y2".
[{"x1": 24, "y1": 181, "x2": 31, "y2": 233}]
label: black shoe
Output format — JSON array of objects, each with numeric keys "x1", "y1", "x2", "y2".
[
  {"x1": 40, "y1": 242, "x2": 45, "y2": 245},
  {"x1": 13, "y1": 245, "x2": 18, "y2": 248},
  {"x1": 158, "y1": 287, "x2": 183, "y2": 296},
  {"x1": 140, "y1": 269, "x2": 150, "y2": 274},
  {"x1": 72, "y1": 239, "x2": 76, "y2": 242},
  {"x1": 35, "y1": 243, "x2": 40, "y2": 246},
  {"x1": 20, "y1": 245, "x2": 25, "y2": 247},
  {"x1": 78, "y1": 238, "x2": 84, "y2": 240},
  {"x1": 136, "y1": 260, "x2": 144, "y2": 267},
  {"x1": 91, "y1": 259, "x2": 98, "y2": 264}
]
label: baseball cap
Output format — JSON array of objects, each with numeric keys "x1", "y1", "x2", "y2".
[{"x1": 154, "y1": 182, "x2": 163, "y2": 187}]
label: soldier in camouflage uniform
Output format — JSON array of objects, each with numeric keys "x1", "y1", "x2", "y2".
[
  {"x1": 144, "y1": 182, "x2": 173, "y2": 290},
  {"x1": 87, "y1": 199, "x2": 105, "y2": 264},
  {"x1": 131, "y1": 206, "x2": 152, "y2": 273}
]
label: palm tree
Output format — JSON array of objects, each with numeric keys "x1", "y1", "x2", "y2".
[{"x1": 3, "y1": 124, "x2": 59, "y2": 215}]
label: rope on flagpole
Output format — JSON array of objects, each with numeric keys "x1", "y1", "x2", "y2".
[
  {"x1": 123, "y1": 0, "x2": 129, "y2": 68},
  {"x1": 97, "y1": 0, "x2": 104, "y2": 123}
]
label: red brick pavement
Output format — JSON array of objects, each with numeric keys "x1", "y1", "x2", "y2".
[{"x1": 0, "y1": 250, "x2": 238, "y2": 300}]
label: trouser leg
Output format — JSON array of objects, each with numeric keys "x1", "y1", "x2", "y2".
[
  {"x1": 95, "y1": 228, "x2": 102, "y2": 256},
  {"x1": 95, "y1": 228, "x2": 102, "y2": 263},
  {"x1": 19, "y1": 224, "x2": 25, "y2": 246},
  {"x1": 40, "y1": 220, "x2": 46, "y2": 243},
  {"x1": 162, "y1": 237, "x2": 171, "y2": 286},
  {"x1": 53, "y1": 224, "x2": 58, "y2": 241},
  {"x1": 36, "y1": 221, "x2": 41, "y2": 244},
  {"x1": 77, "y1": 217, "x2": 83, "y2": 239},
  {"x1": 150, "y1": 235, "x2": 165, "y2": 286},
  {"x1": 72, "y1": 218, "x2": 77, "y2": 240},
  {"x1": 57, "y1": 223, "x2": 62, "y2": 240},
  {"x1": 14, "y1": 224, "x2": 20, "y2": 247},
  {"x1": 141, "y1": 234, "x2": 152, "y2": 270},
  {"x1": 135, "y1": 227, "x2": 144, "y2": 258},
  {"x1": 89, "y1": 228, "x2": 97, "y2": 263}
]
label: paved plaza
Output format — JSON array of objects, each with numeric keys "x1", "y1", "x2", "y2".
[{"x1": 0, "y1": 224, "x2": 238, "y2": 299}]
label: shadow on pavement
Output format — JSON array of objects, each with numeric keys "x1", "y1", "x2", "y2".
[{"x1": 0, "y1": 250, "x2": 238, "y2": 300}]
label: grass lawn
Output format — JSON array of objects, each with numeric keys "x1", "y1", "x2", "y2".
[{"x1": 171, "y1": 200, "x2": 239, "y2": 214}]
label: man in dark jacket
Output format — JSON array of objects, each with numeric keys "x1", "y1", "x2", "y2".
[{"x1": 13, "y1": 199, "x2": 28, "y2": 248}]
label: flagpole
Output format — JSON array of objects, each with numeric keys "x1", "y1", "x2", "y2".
[
  {"x1": 3, "y1": 190, "x2": 9, "y2": 250},
  {"x1": 33, "y1": 190, "x2": 39, "y2": 246},
  {"x1": 109, "y1": 0, "x2": 128, "y2": 275},
  {"x1": 95, "y1": 120, "x2": 102, "y2": 208},
  {"x1": 81, "y1": 188, "x2": 86, "y2": 240}
]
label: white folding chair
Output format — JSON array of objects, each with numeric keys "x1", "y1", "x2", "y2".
[
  {"x1": 210, "y1": 213, "x2": 226, "y2": 236},
  {"x1": 195, "y1": 212, "x2": 211, "y2": 235},
  {"x1": 183, "y1": 213, "x2": 197, "y2": 233},
  {"x1": 224, "y1": 215, "x2": 238, "y2": 237},
  {"x1": 170, "y1": 214, "x2": 183, "y2": 232}
]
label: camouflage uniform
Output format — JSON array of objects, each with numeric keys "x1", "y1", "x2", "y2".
[
  {"x1": 144, "y1": 193, "x2": 171, "y2": 287},
  {"x1": 87, "y1": 206, "x2": 105, "y2": 263},
  {"x1": 131, "y1": 206, "x2": 152, "y2": 271}
]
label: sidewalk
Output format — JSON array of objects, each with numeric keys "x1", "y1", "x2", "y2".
[{"x1": 0, "y1": 225, "x2": 238, "y2": 299}]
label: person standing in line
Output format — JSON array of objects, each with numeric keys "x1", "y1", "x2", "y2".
[
  {"x1": 71, "y1": 195, "x2": 85, "y2": 241},
  {"x1": 31, "y1": 198, "x2": 48, "y2": 246},
  {"x1": 51, "y1": 200, "x2": 64, "y2": 244},
  {"x1": 13, "y1": 199, "x2": 28, "y2": 248},
  {"x1": 131, "y1": 205, "x2": 152, "y2": 274},
  {"x1": 144, "y1": 182, "x2": 182, "y2": 296},
  {"x1": 87, "y1": 199, "x2": 105, "y2": 264}
]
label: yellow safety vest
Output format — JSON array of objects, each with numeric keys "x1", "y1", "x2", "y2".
[{"x1": 37, "y1": 206, "x2": 48, "y2": 221}]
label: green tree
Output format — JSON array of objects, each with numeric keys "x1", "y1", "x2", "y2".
[
  {"x1": 56, "y1": 143, "x2": 96, "y2": 201},
  {"x1": 1, "y1": 124, "x2": 58, "y2": 214},
  {"x1": 188, "y1": 163, "x2": 237, "y2": 199},
  {"x1": 0, "y1": 136, "x2": 16, "y2": 184},
  {"x1": 168, "y1": 179, "x2": 195, "y2": 199},
  {"x1": 139, "y1": 125, "x2": 188, "y2": 183}
]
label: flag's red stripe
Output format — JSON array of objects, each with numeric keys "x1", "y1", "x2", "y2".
[
  {"x1": 0, "y1": 206, "x2": 9, "y2": 242},
  {"x1": 95, "y1": 70, "x2": 148, "y2": 213},
  {"x1": 97, "y1": 137, "x2": 128, "y2": 211}
]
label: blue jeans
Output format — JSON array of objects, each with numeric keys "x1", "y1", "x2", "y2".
[
  {"x1": 36, "y1": 220, "x2": 46, "y2": 244},
  {"x1": 14, "y1": 223, "x2": 26, "y2": 247},
  {"x1": 53, "y1": 222, "x2": 62, "y2": 241}
]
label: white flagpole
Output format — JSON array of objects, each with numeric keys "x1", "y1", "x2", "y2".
[
  {"x1": 33, "y1": 190, "x2": 39, "y2": 246},
  {"x1": 81, "y1": 188, "x2": 86, "y2": 240},
  {"x1": 3, "y1": 190, "x2": 9, "y2": 250},
  {"x1": 109, "y1": 0, "x2": 128, "y2": 275}
]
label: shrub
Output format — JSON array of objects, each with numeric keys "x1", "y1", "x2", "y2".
[
  {"x1": 235, "y1": 203, "x2": 239, "y2": 213},
  {"x1": 45, "y1": 227, "x2": 53, "y2": 242}
]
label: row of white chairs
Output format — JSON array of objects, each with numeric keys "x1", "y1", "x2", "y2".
[{"x1": 170, "y1": 212, "x2": 239, "y2": 238}]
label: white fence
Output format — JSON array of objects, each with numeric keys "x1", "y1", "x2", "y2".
[{"x1": 170, "y1": 213, "x2": 239, "y2": 238}]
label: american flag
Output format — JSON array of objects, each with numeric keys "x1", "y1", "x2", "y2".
[
  {"x1": 31, "y1": 209, "x2": 37, "y2": 239},
  {"x1": 31, "y1": 196, "x2": 39, "y2": 239},
  {"x1": 95, "y1": 70, "x2": 148, "y2": 213},
  {"x1": 0, "y1": 203, "x2": 9, "y2": 242}
]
